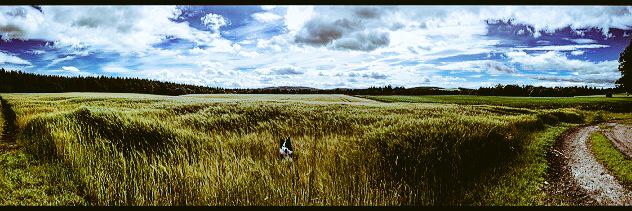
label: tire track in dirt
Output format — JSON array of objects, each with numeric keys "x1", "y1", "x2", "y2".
[
  {"x1": 547, "y1": 123, "x2": 632, "y2": 205},
  {"x1": 0, "y1": 96, "x2": 18, "y2": 152},
  {"x1": 602, "y1": 123, "x2": 632, "y2": 159}
]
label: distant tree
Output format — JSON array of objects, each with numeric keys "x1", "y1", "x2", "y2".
[{"x1": 618, "y1": 38, "x2": 632, "y2": 94}]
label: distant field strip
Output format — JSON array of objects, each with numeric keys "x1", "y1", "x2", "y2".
[
  {"x1": 0, "y1": 93, "x2": 591, "y2": 205},
  {"x1": 362, "y1": 95, "x2": 632, "y2": 112},
  {"x1": 183, "y1": 94, "x2": 378, "y2": 103}
]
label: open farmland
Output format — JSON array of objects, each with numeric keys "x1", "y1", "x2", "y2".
[
  {"x1": 2, "y1": 93, "x2": 627, "y2": 205},
  {"x1": 362, "y1": 95, "x2": 632, "y2": 112}
]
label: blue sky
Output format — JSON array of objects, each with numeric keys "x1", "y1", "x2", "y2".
[{"x1": 1, "y1": 6, "x2": 632, "y2": 89}]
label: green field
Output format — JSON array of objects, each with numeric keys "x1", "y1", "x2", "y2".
[
  {"x1": 0, "y1": 93, "x2": 630, "y2": 205},
  {"x1": 362, "y1": 95, "x2": 632, "y2": 112}
]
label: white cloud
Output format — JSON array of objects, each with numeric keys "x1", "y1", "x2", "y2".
[
  {"x1": 3, "y1": 6, "x2": 631, "y2": 89},
  {"x1": 285, "y1": 6, "x2": 314, "y2": 33},
  {"x1": 201, "y1": 13, "x2": 228, "y2": 33},
  {"x1": 0, "y1": 51, "x2": 31, "y2": 65},
  {"x1": 571, "y1": 50, "x2": 584, "y2": 55},
  {"x1": 61, "y1": 66, "x2": 80, "y2": 73},
  {"x1": 252, "y1": 12, "x2": 281, "y2": 23},
  {"x1": 512, "y1": 44, "x2": 609, "y2": 51},
  {"x1": 567, "y1": 38, "x2": 597, "y2": 44},
  {"x1": 0, "y1": 6, "x2": 225, "y2": 54},
  {"x1": 507, "y1": 51, "x2": 618, "y2": 74}
]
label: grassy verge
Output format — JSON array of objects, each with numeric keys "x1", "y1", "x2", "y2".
[
  {"x1": 463, "y1": 123, "x2": 575, "y2": 205},
  {"x1": 590, "y1": 132, "x2": 632, "y2": 189},
  {"x1": 0, "y1": 151, "x2": 87, "y2": 205},
  {"x1": 0, "y1": 96, "x2": 86, "y2": 205}
]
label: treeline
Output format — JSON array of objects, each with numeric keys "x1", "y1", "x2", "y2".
[
  {"x1": 0, "y1": 68, "x2": 623, "y2": 97},
  {"x1": 477, "y1": 84, "x2": 620, "y2": 97},
  {"x1": 0, "y1": 69, "x2": 225, "y2": 95},
  {"x1": 235, "y1": 85, "x2": 620, "y2": 97}
]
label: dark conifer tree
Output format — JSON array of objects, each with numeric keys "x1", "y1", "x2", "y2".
[{"x1": 617, "y1": 37, "x2": 632, "y2": 94}]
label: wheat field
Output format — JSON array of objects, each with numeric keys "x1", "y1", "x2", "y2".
[{"x1": 1, "y1": 93, "x2": 614, "y2": 205}]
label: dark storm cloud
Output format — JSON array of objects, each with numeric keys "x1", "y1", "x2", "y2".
[
  {"x1": 0, "y1": 24, "x2": 27, "y2": 39},
  {"x1": 333, "y1": 31, "x2": 390, "y2": 51},
  {"x1": 293, "y1": 15, "x2": 390, "y2": 51},
  {"x1": 294, "y1": 18, "x2": 361, "y2": 46}
]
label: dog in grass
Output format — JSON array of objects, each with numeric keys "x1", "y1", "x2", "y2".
[{"x1": 278, "y1": 137, "x2": 294, "y2": 159}]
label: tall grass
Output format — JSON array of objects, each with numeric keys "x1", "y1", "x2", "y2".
[
  {"x1": 590, "y1": 132, "x2": 632, "y2": 189},
  {"x1": 2, "y1": 94, "x2": 586, "y2": 205}
]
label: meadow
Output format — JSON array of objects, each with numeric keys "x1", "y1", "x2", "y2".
[
  {"x1": 0, "y1": 93, "x2": 630, "y2": 205},
  {"x1": 362, "y1": 95, "x2": 632, "y2": 112}
]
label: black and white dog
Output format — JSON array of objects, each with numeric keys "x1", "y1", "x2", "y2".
[{"x1": 278, "y1": 137, "x2": 294, "y2": 159}]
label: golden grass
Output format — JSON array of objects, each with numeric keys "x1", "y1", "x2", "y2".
[{"x1": 1, "y1": 93, "x2": 586, "y2": 205}]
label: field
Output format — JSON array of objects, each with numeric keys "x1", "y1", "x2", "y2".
[
  {"x1": 0, "y1": 93, "x2": 631, "y2": 205},
  {"x1": 362, "y1": 95, "x2": 632, "y2": 112}
]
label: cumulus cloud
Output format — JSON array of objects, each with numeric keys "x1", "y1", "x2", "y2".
[
  {"x1": 0, "y1": 6, "x2": 222, "y2": 54},
  {"x1": 506, "y1": 51, "x2": 618, "y2": 75},
  {"x1": 201, "y1": 13, "x2": 228, "y2": 32},
  {"x1": 292, "y1": 7, "x2": 392, "y2": 51},
  {"x1": 447, "y1": 6, "x2": 632, "y2": 37},
  {"x1": 3, "y1": 6, "x2": 632, "y2": 89},
  {"x1": 0, "y1": 51, "x2": 32, "y2": 65}
]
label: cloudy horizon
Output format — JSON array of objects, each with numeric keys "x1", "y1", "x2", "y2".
[{"x1": 1, "y1": 6, "x2": 631, "y2": 89}]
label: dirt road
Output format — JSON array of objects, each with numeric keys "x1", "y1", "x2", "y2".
[{"x1": 547, "y1": 123, "x2": 632, "y2": 205}]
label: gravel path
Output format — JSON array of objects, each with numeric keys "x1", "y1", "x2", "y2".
[{"x1": 562, "y1": 124, "x2": 632, "y2": 205}]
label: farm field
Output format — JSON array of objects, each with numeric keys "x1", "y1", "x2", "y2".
[
  {"x1": 0, "y1": 93, "x2": 631, "y2": 205},
  {"x1": 362, "y1": 95, "x2": 632, "y2": 112}
]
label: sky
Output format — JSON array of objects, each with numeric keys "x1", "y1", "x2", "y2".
[{"x1": 1, "y1": 6, "x2": 632, "y2": 89}]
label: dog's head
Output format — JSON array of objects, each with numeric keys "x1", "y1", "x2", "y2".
[{"x1": 278, "y1": 137, "x2": 293, "y2": 158}]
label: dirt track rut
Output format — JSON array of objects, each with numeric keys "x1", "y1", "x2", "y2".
[{"x1": 557, "y1": 123, "x2": 632, "y2": 205}]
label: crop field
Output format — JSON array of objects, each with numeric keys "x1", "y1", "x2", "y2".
[
  {"x1": 183, "y1": 94, "x2": 376, "y2": 103},
  {"x1": 0, "y1": 93, "x2": 630, "y2": 205},
  {"x1": 362, "y1": 95, "x2": 632, "y2": 112}
]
